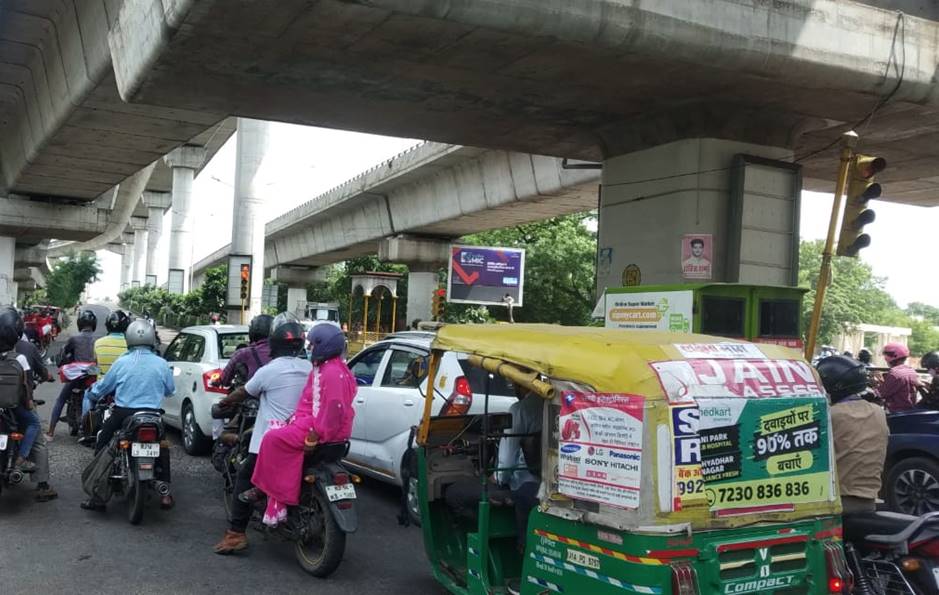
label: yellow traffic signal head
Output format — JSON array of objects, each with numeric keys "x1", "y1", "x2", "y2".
[{"x1": 836, "y1": 154, "x2": 884, "y2": 257}]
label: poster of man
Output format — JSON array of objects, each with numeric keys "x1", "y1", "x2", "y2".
[{"x1": 682, "y1": 234, "x2": 713, "y2": 280}]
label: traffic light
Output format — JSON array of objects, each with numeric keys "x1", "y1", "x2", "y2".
[
  {"x1": 239, "y1": 264, "x2": 250, "y2": 300},
  {"x1": 431, "y1": 288, "x2": 446, "y2": 320},
  {"x1": 837, "y1": 154, "x2": 884, "y2": 257}
]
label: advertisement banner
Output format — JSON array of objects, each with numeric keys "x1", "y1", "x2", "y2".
[
  {"x1": 666, "y1": 395, "x2": 831, "y2": 514},
  {"x1": 651, "y1": 358, "x2": 823, "y2": 402},
  {"x1": 447, "y1": 246, "x2": 525, "y2": 306},
  {"x1": 681, "y1": 234, "x2": 713, "y2": 280},
  {"x1": 558, "y1": 392, "x2": 645, "y2": 509},
  {"x1": 605, "y1": 290, "x2": 693, "y2": 332},
  {"x1": 670, "y1": 404, "x2": 708, "y2": 511}
]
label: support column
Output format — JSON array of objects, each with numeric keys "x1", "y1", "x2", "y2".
[
  {"x1": 131, "y1": 217, "x2": 149, "y2": 287},
  {"x1": 143, "y1": 191, "x2": 172, "y2": 287},
  {"x1": 227, "y1": 118, "x2": 270, "y2": 322},
  {"x1": 378, "y1": 236, "x2": 449, "y2": 326},
  {"x1": 120, "y1": 244, "x2": 133, "y2": 290},
  {"x1": 0, "y1": 237, "x2": 15, "y2": 306},
  {"x1": 596, "y1": 138, "x2": 800, "y2": 293},
  {"x1": 165, "y1": 145, "x2": 206, "y2": 294},
  {"x1": 286, "y1": 287, "x2": 307, "y2": 316},
  {"x1": 269, "y1": 266, "x2": 328, "y2": 317}
]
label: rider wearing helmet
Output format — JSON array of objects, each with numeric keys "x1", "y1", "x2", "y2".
[
  {"x1": 94, "y1": 310, "x2": 130, "y2": 376},
  {"x1": 919, "y1": 351, "x2": 939, "y2": 408},
  {"x1": 247, "y1": 323, "x2": 356, "y2": 529},
  {"x1": 47, "y1": 309, "x2": 98, "y2": 439},
  {"x1": 879, "y1": 342, "x2": 922, "y2": 412},
  {"x1": 214, "y1": 313, "x2": 312, "y2": 555},
  {"x1": 817, "y1": 355, "x2": 889, "y2": 514},
  {"x1": 219, "y1": 314, "x2": 273, "y2": 389},
  {"x1": 0, "y1": 310, "x2": 46, "y2": 480},
  {"x1": 857, "y1": 348, "x2": 873, "y2": 367},
  {"x1": 81, "y1": 319, "x2": 175, "y2": 512}
]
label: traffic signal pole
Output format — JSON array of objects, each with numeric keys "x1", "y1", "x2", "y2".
[{"x1": 804, "y1": 132, "x2": 857, "y2": 361}]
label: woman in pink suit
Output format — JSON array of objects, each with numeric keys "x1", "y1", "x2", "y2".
[{"x1": 249, "y1": 323, "x2": 356, "y2": 525}]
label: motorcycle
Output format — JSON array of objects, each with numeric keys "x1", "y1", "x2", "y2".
[
  {"x1": 843, "y1": 510, "x2": 939, "y2": 594},
  {"x1": 60, "y1": 363, "x2": 98, "y2": 438},
  {"x1": 211, "y1": 399, "x2": 358, "y2": 577},
  {"x1": 91, "y1": 399, "x2": 169, "y2": 524},
  {"x1": 0, "y1": 406, "x2": 29, "y2": 496}
]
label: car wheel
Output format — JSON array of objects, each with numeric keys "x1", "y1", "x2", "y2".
[
  {"x1": 402, "y1": 450, "x2": 421, "y2": 526},
  {"x1": 886, "y1": 457, "x2": 939, "y2": 515},
  {"x1": 182, "y1": 402, "x2": 210, "y2": 456}
]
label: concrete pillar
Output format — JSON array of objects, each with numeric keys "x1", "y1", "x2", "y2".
[
  {"x1": 286, "y1": 287, "x2": 307, "y2": 316},
  {"x1": 227, "y1": 118, "x2": 270, "y2": 321},
  {"x1": 378, "y1": 236, "x2": 450, "y2": 326},
  {"x1": 596, "y1": 138, "x2": 801, "y2": 293},
  {"x1": 165, "y1": 145, "x2": 206, "y2": 294},
  {"x1": 131, "y1": 217, "x2": 149, "y2": 287},
  {"x1": 143, "y1": 191, "x2": 172, "y2": 286},
  {"x1": 120, "y1": 244, "x2": 133, "y2": 289},
  {"x1": 0, "y1": 236, "x2": 14, "y2": 306}
]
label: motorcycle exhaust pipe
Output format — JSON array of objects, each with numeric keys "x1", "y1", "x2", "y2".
[
  {"x1": 153, "y1": 480, "x2": 171, "y2": 497},
  {"x1": 8, "y1": 469, "x2": 23, "y2": 484}
]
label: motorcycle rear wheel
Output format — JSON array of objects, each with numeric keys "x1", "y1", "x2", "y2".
[
  {"x1": 295, "y1": 487, "x2": 345, "y2": 578},
  {"x1": 127, "y1": 469, "x2": 145, "y2": 525}
]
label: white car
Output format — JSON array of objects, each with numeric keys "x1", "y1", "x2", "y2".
[
  {"x1": 161, "y1": 325, "x2": 249, "y2": 455},
  {"x1": 344, "y1": 332, "x2": 517, "y2": 520}
]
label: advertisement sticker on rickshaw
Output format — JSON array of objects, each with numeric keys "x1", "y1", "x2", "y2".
[
  {"x1": 651, "y1": 356, "x2": 823, "y2": 401},
  {"x1": 557, "y1": 392, "x2": 644, "y2": 509},
  {"x1": 670, "y1": 404, "x2": 708, "y2": 511}
]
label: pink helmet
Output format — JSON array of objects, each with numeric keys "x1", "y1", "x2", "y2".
[{"x1": 882, "y1": 342, "x2": 910, "y2": 363}]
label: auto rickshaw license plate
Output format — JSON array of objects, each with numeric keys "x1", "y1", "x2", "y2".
[
  {"x1": 0, "y1": 434, "x2": 6, "y2": 449},
  {"x1": 325, "y1": 484, "x2": 356, "y2": 502}
]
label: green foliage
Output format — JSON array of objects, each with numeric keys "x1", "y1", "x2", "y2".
[
  {"x1": 908, "y1": 302, "x2": 939, "y2": 326},
  {"x1": 45, "y1": 252, "x2": 101, "y2": 308},
  {"x1": 118, "y1": 265, "x2": 229, "y2": 326},
  {"x1": 447, "y1": 213, "x2": 597, "y2": 325},
  {"x1": 909, "y1": 320, "x2": 939, "y2": 358},
  {"x1": 22, "y1": 289, "x2": 47, "y2": 308}
]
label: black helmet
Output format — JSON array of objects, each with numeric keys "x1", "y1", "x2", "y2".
[
  {"x1": 77, "y1": 309, "x2": 97, "y2": 331},
  {"x1": 817, "y1": 355, "x2": 869, "y2": 402},
  {"x1": 248, "y1": 314, "x2": 274, "y2": 343},
  {"x1": 0, "y1": 308, "x2": 20, "y2": 351},
  {"x1": 923, "y1": 351, "x2": 939, "y2": 372},
  {"x1": 105, "y1": 310, "x2": 130, "y2": 334},
  {"x1": 0, "y1": 306, "x2": 24, "y2": 338},
  {"x1": 269, "y1": 314, "x2": 305, "y2": 359},
  {"x1": 857, "y1": 348, "x2": 872, "y2": 365}
]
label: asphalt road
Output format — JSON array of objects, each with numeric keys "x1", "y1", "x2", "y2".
[{"x1": 0, "y1": 305, "x2": 443, "y2": 595}]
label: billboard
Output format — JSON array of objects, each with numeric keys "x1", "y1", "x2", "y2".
[
  {"x1": 604, "y1": 289, "x2": 693, "y2": 332},
  {"x1": 447, "y1": 245, "x2": 525, "y2": 307}
]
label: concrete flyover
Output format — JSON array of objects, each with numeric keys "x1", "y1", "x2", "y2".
[
  {"x1": 110, "y1": 0, "x2": 939, "y2": 205},
  {"x1": 192, "y1": 141, "x2": 599, "y2": 276}
]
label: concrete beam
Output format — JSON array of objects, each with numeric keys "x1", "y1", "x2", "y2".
[
  {"x1": 142, "y1": 191, "x2": 172, "y2": 211},
  {"x1": 378, "y1": 236, "x2": 450, "y2": 267},
  {"x1": 269, "y1": 266, "x2": 328, "y2": 286},
  {"x1": 0, "y1": 196, "x2": 108, "y2": 242}
]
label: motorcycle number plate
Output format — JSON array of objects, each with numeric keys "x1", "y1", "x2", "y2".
[
  {"x1": 0, "y1": 434, "x2": 6, "y2": 450},
  {"x1": 325, "y1": 484, "x2": 356, "y2": 502},
  {"x1": 131, "y1": 442, "x2": 160, "y2": 458}
]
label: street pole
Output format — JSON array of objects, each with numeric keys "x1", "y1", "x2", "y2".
[{"x1": 804, "y1": 131, "x2": 858, "y2": 361}]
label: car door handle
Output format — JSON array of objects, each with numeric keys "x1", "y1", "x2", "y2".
[
  {"x1": 403, "y1": 399, "x2": 414, "y2": 407},
  {"x1": 356, "y1": 398, "x2": 365, "y2": 404}
]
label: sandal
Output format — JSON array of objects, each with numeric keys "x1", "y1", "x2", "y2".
[{"x1": 238, "y1": 487, "x2": 263, "y2": 504}]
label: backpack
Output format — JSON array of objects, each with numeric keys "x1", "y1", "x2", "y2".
[{"x1": 0, "y1": 351, "x2": 25, "y2": 409}]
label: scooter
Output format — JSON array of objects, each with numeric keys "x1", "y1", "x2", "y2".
[
  {"x1": 211, "y1": 399, "x2": 358, "y2": 578},
  {"x1": 843, "y1": 510, "x2": 939, "y2": 594}
]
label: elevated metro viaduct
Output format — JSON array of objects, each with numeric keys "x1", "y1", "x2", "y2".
[{"x1": 3, "y1": 1, "x2": 939, "y2": 314}]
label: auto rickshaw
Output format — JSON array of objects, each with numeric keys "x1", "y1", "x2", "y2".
[{"x1": 416, "y1": 324, "x2": 849, "y2": 594}]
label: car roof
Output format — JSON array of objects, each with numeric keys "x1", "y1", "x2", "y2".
[
  {"x1": 180, "y1": 325, "x2": 249, "y2": 333},
  {"x1": 370, "y1": 334, "x2": 433, "y2": 350}
]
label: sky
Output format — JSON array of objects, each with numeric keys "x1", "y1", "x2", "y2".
[{"x1": 85, "y1": 124, "x2": 939, "y2": 309}]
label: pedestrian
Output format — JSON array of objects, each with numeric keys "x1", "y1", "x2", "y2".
[{"x1": 877, "y1": 342, "x2": 921, "y2": 413}]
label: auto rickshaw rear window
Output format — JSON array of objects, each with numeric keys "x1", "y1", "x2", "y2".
[
  {"x1": 759, "y1": 299, "x2": 800, "y2": 338},
  {"x1": 700, "y1": 295, "x2": 745, "y2": 337}
]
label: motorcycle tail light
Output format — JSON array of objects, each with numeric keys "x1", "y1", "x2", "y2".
[
  {"x1": 824, "y1": 541, "x2": 854, "y2": 594},
  {"x1": 10, "y1": 432, "x2": 23, "y2": 441},
  {"x1": 333, "y1": 472, "x2": 349, "y2": 486},
  {"x1": 137, "y1": 426, "x2": 158, "y2": 442},
  {"x1": 670, "y1": 561, "x2": 699, "y2": 595},
  {"x1": 336, "y1": 501, "x2": 353, "y2": 510}
]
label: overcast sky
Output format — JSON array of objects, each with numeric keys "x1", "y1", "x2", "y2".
[{"x1": 86, "y1": 123, "x2": 939, "y2": 309}]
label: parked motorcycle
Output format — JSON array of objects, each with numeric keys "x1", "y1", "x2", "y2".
[
  {"x1": 211, "y1": 399, "x2": 358, "y2": 577},
  {"x1": 843, "y1": 510, "x2": 939, "y2": 594}
]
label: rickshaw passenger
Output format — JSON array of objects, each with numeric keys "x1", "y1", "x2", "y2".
[{"x1": 494, "y1": 389, "x2": 544, "y2": 550}]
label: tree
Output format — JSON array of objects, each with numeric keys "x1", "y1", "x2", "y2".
[
  {"x1": 45, "y1": 252, "x2": 101, "y2": 308},
  {"x1": 798, "y1": 240, "x2": 906, "y2": 345},
  {"x1": 450, "y1": 213, "x2": 597, "y2": 325}
]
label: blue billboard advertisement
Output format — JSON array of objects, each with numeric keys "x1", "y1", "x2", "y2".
[{"x1": 447, "y1": 245, "x2": 525, "y2": 306}]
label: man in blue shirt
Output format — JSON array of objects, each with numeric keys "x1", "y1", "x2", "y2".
[{"x1": 81, "y1": 320, "x2": 174, "y2": 511}]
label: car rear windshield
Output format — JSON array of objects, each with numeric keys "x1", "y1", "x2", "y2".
[
  {"x1": 458, "y1": 358, "x2": 517, "y2": 397},
  {"x1": 218, "y1": 333, "x2": 249, "y2": 360}
]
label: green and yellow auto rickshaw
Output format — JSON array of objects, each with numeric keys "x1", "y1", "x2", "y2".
[{"x1": 416, "y1": 324, "x2": 849, "y2": 594}]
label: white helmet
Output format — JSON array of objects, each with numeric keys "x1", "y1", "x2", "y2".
[{"x1": 125, "y1": 319, "x2": 156, "y2": 349}]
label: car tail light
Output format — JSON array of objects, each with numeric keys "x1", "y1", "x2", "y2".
[
  {"x1": 824, "y1": 541, "x2": 853, "y2": 593},
  {"x1": 442, "y1": 376, "x2": 473, "y2": 416},
  {"x1": 333, "y1": 472, "x2": 349, "y2": 486},
  {"x1": 203, "y1": 369, "x2": 227, "y2": 394},
  {"x1": 670, "y1": 561, "x2": 699, "y2": 595},
  {"x1": 914, "y1": 538, "x2": 939, "y2": 559},
  {"x1": 137, "y1": 426, "x2": 158, "y2": 442}
]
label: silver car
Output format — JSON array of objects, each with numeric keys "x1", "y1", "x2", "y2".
[{"x1": 161, "y1": 325, "x2": 249, "y2": 455}]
